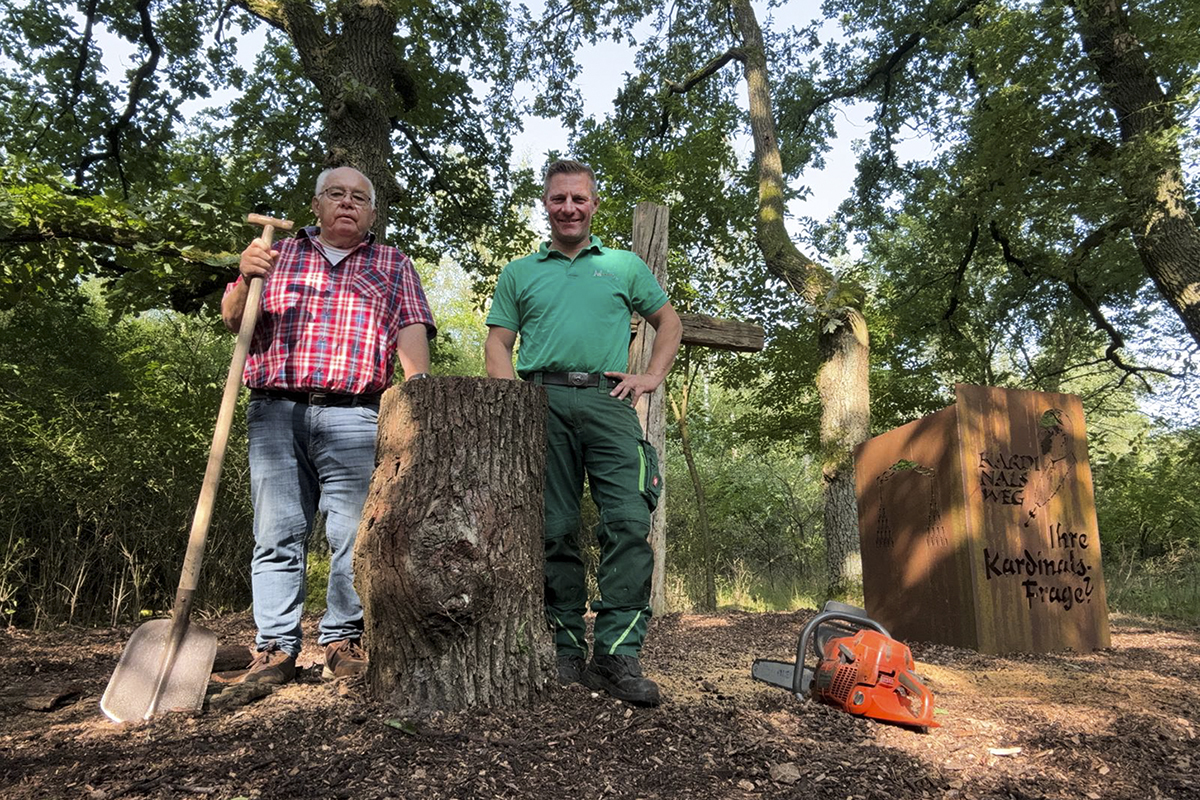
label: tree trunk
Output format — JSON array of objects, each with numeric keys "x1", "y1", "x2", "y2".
[
  {"x1": 818, "y1": 311, "x2": 870, "y2": 597},
  {"x1": 241, "y1": 1, "x2": 404, "y2": 239},
  {"x1": 731, "y1": 0, "x2": 871, "y2": 596},
  {"x1": 355, "y1": 378, "x2": 554, "y2": 713},
  {"x1": 1073, "y1": 0, "x2": 1200, "y2": 347}
]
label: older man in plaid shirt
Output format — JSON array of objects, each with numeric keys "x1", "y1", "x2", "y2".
[{"x1": 221, "y1": 166, "x2": 435, "y2": 685}]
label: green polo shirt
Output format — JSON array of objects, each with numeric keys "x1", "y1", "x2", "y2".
[{"x1": 487, "y1": 236, "x2": 669, "y2": 376}]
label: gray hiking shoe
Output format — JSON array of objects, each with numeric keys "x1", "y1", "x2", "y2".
[{"x1": 582, "y1": 654, "x2": 661, "y2": 707}]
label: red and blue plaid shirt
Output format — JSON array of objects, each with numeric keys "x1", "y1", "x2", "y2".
[{"x1": 224, "y1": 227, "x2": 436, "y2": 395}]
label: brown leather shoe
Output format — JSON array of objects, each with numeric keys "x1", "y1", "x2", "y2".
[
  {"x1": 242, "y1": 642, "x2": 297, "y2": 685},
  {"x1": 323, "y1": 639, "x2": 367, "y2": 680}
]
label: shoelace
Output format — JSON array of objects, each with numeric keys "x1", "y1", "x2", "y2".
[
  {"x1": 339, "y1": 640, "x2": 366, "y2": 660},
  {"x1": 249, "y1": 644, "x2": 282, "y2": 668}
]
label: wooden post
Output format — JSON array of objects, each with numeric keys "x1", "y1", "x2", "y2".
[
  {"x1": 355, "y1": 377, "x2": 554, "y2": 711},
  {"x1": 630, "y1": 202, "x2": 671, "y2": 616},
  {"x1": 628, "y1": 203, "x2": 767, "y2": 615}
]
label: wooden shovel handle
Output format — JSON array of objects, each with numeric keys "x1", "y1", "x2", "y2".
[{"x1": 169, "y1": 216, "x2": 292, "y2": 618}]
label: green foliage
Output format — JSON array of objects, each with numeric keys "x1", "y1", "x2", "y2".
[
  {"x1": 415, "y1": 258, "x2": 492, "y2": 378},
  {"x1": 0, "y1": 0, "x2": 547, "y2": 313},
  {"x1": 0, "y1": 156, "x2": 245, "y2": 314},
  {"x1": 1094, "y1": 428, "x2": 1200, "y2": 559},
  {"x1": 0, "y1": 282, "x2": 253, "y2": 626},
  {"x1": 305, "y1": 550, "x2": 331, "y2": 614},
  {"x1": 827, "y1": 0, "x2": 1200, "y2": 400},
  {"x1": 1104, "y1": 548, "x2": 1200, "y2": 622},
  {"x1": 663, "y1": 374, "x2": 827, "y2": 605}
]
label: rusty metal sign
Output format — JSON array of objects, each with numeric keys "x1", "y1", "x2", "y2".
[{"x1": 854, "y1": 384, "x2": 1110, "y2": 654}]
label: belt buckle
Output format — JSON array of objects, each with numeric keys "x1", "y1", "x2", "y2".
[
  {"x1": 567, "y1": 371, "x2": 589, "y2": 387},
  {"x1": 309, "y1": 392, "x2": 329, "y2": 406}
]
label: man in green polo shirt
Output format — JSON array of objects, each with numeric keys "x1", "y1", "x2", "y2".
[{"x1": 485, "y1": 159, "x2": 682, "y2": 707}]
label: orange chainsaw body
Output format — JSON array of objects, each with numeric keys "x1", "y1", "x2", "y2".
[
  {"x1": 811, "y1": 628, "x2": 939, "y2": 728},
  {"x1": 750, "y1": 601, "x2": 940, "y2": 730}
]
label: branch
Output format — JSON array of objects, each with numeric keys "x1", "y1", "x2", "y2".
[
  {"x1": 232, "y1": 0, "x2": 290, "y2": 32},
  {"x1": 987, "y1": 220, "x2": 1033, "y2": 278},
  {"x1": 215, "y1": 1, "x2": 238, "y2": 42},
  {"x1": 1, "y1": 224, "x2": 231, "y2": 266},
  {"x1": 793, "y1": 0, "x2": 983, "y2": 134},
  {"x1": 988, "y1": 221, "x2": 1177, "y2": 384},
  {"x1": 67, "y1": 0, "x2": 100, "y2": 113},
  {"x1": 73, "y1": 0, "x2": 162, "y2": 192},
  {"x1": 230, "y1": 1, "x2": 332, "y2": 86},
  {"x1": 392, "y1": 121, "x2": 467, "y2": 216},
  {"x1": 731, "y1": 0, "x2": 834, "y2": 306},
  {"x1": 944, "y1": 221, "x2": 980, "y2": 330},
  {"x1": 664, "y1": 47, "x2": 746, "y2": 96},
  {"x1": 658, "y1": 47, "x2": 746, "y2": 135},
  {"x1": 30, "y1": 0, "x2": 99, "y2": 154}
]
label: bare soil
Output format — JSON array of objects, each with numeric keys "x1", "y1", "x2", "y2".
[{"x1": 2, "y1": 610, "x2": 1197, "y2": 799}]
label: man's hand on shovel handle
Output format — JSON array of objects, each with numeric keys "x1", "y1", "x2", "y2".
[
  {"x1": 239, "y1": 237, "x2": 278, "y2": 281},
  {"x1": 222, "y1": 214, "x2": 292, "y2": 333}
]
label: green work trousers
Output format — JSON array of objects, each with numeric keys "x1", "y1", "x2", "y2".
[{"x1": 538, "y1": 381, "x2": 662, "y2": 658}]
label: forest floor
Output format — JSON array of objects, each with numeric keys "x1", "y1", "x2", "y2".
[{"x1": 2, "y1": 609, "x2": 1197, "y2": 800}]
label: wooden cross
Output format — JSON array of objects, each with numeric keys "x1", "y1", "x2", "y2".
[{"x1": 628, "y1": 202, "x2": 765, "y2": 614}]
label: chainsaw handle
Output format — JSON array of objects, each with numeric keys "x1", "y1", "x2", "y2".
[{"x1": 793, "y1": 611, "x2": 891, "y2": 695}]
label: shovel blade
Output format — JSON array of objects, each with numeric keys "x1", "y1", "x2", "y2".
[{"x1": 101, "y1": 618, "x2": 218, "y2": 722}]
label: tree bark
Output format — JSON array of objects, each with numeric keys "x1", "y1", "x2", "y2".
[
  {"x1": 1073, "y1": 0, "x2": 1200, "y2": 347},
  {"x1": 818, "y1": 312, "x2": 870, "y2": 596},
  {"x1": 356, "y1": 378, "x2": 554, "y2": 713},
  {"x1": 731, "y1": 0, "x2": 871, "y2": 596}
]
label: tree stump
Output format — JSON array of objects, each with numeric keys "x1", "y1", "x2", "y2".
[{"x1": 355, "y1": 377, "x2": 554, "y2": 711}]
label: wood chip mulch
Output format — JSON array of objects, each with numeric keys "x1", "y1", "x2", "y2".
[{"x1": 1, "y1": 610, "x2": 1196, "y2": 799}]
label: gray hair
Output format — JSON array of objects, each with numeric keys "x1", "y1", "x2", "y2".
[{"x1": 315, "y1": 166, "x2": 377, "y2": 207}]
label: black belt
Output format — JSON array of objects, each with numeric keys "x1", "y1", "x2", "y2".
[
  {"x1": 526, "y1": 372, "x2": 619, "y2": 389},
  {"x1": 249, "y1": 388, "x2": 382, "y2": 407}
]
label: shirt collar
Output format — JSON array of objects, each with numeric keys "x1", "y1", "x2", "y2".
[{"x1": 536, "y1": 234, "x2": 604, "y2": 261}]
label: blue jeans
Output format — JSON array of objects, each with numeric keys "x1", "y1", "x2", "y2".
[{"x1": 247, "y1": 396, "x2": 378, "y2": 655}]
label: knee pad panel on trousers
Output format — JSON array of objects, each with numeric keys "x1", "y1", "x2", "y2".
[
  {"x1": 544, "y1": 513, "x2": 582, "y2": 541},
  {"x1": 594, "y1": 517, "x2": 653, "y2": 608},
  {"x1": 599, "y1": 503, "x2": 651, "y2": 528},
  {"x1": 543, "y1": 527, "x2": 587, "y2": 609}
]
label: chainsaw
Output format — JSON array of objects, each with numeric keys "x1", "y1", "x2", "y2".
[{"x1": 751, "y1": 600, "x2": 940, "y2": 730}]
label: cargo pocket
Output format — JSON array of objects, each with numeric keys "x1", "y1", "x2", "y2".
[{"x1": 638, "y1": 439, "x2": 663, "y2": 512}]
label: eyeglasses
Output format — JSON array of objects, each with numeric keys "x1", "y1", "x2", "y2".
[{"x1": 320, "y1": 187, "x2": 373, "y2": 207}]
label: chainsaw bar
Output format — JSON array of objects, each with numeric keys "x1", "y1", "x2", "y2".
[{"x1": 751, "y1": 659, "x2": 813, "y2": 696}]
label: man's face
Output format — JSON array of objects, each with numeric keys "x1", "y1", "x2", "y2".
[
  {"x1": 312, "y1": 167, "x2": 376, "y2": 247},
  {"x1": 543, "y1": 172, "x2": 599, "y2": 250}
]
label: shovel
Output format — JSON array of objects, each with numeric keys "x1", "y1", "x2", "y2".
[{"x1": 101, "y1": 213, "x2": 293, "y2": 722}]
